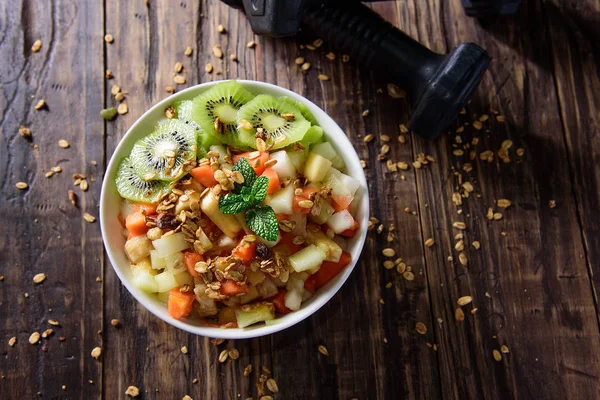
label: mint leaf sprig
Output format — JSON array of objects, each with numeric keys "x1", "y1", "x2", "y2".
[{"x1": 218, "y1": 158, "x2": 278, "y2": 241}]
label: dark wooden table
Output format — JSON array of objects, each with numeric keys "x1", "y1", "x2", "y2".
[{"x1": 2, "y1": 0, "x2": 600, "y2": 399}]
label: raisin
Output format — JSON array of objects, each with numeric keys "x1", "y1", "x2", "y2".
[
  {"x1": 156, "y1": 213, "x2": 178, "y2": 230},
  {"x1": 255, "y1": 243, "x2": 270, "y2": 259}
]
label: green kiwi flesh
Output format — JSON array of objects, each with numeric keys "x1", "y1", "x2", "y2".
[
  {"x1": 115, "y1": 157, "x2": 168, "y2": 203},
  {"x1": 301, "y1": 126, "x2": 324, "y2": 147},
  {"x1": 280, "y1": 96, "x2": 318, "y2": 125},
  {"x1": 130, "y1": 119, "x2": 197, "y2": 181},
  {"x1": 173, "y1": 100, "x2": 216, "y2": 152},
  {"x1": 191, "y1": 81, "x2": 255, "y2": 148},
  {"x1": 236, "y1": 94, "x2": 311, "y2": 150}
]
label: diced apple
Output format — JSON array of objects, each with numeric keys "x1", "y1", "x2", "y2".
[
  {"x1": 240, "y1": 286, "x2": 260, "y2": 304},
  {"x1": 264, "y1": 184, "x2": 294, "y2": 215},
  {"x1": 173, "y1": 270, "x2": 194, "y2": 287},
  {"x1": 193, "y1": 227, "x2": 213, "y2": 254},
  {"x1": 305, "y1": 227, "x2": 342, "y2": 262},
  {"x1": 163, "y1": 252, "x2": 185, "y2": 273},
  {"x1": 247, "y1": 270, "x2": 266, "y2": 286},
  {"x1": 311, "y1": 142, "x2": 345, "y2": 170},
  {"x1": 132, "y1": 270, "x2": 159, "y2": 293},
  {"x1": 200, "y1": 191, "x2": 242, "y2": 238},
  {"x1": 175, "y1": 189, "x2": 201, "y2": 215},
  {"x1": 269, "y1": 151, "x2": 297, "y2": 180},
  {"x1": 308, "y1": 198, "x2": 335, "y2": 225},
  {"x1": 217, "y1": 235, "x2": 237, "y2": 251},
  {"x1": 152, "y1": 232, "x2": 189, "y2": 258},
  {"x1": 304, "y1": 153, "x2": 332, "y2": 183},
  {"x1": 235, "y1": 302, "x2": 275, "y2": 328},
  {"x1": 256, "y1": 276, "x2": 279, "y2": 298},
  {"x1": 339, "y1": 172, "x2": 360, "y2": 197},
  {"x1": 286, "y1": 149, "x2": 307, "y2": 173},
  {"x1": 125, "y1": 235, "x2": 153, "y2": 263},
  {"x1": 289, "y1": 213, "x2": 307, "y2": 237},
  {"x1": 327, "y1": 210, "x2": 355, "y2": 234},
  {"x1": 288, "y1": 245, "x2": 327, "y2": 272},
  {"x1": 149, "y1": 249, "x2": 167, "y2": 270},
  {"x1": 154, "y1": 271, "x2": 179, "y2": 293},
  {"x1": 284, "y1": 289, "x2": 303, "y2": 311}
]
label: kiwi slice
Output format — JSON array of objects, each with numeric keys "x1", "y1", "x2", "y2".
[
  {"x1": 130, "y1": 119, "x2": 197, "y2": 181},
  {"x1": 115, "y1": 157, "x2": 168, "y2": 203},
  {"x1": 280, "y1": 96, "x2": 318, "y2": 125},
  {"x1": 301, "y1": 126, "x2": 324, "y2": 147},
  {"x1": 191, "y1": 81, "x2": 255, "y2": 147},
  {"x1": 174, "y1": 100, "x2": 218, "y2": 152},
  {"x1": 236, "y1": 94, "x2": 311, "y2": 150}
]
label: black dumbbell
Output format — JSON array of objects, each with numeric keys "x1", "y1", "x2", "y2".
[{"x1": 222, "y1": 0, "x2": 491, "y2": 139}]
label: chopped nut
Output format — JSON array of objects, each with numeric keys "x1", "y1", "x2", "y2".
[
  {"x1": 363, "y1": 134, "x2": 374, "y2": 143},
  {"x1": 31, "y1": 39, "x2": 43, "y2": 52},
  {"x1": 501, "y1": 345, "x2": 509, "y2": 353},
  {"x1": 29, "y1": 332, "x2": 41, "y2": 344},
  {"x1": 48, "y1": 319, "x2": 60, "y2": 326},
  {"x1": 457, "y1": 296, "x2": 473, "y2": 306},
  {"x1": 111, "y1": 319, "x2": 119, "y2": 327},
  {"x1": 318, "y1": 345, "x2": 329, "y2": 356},
  {"x1": 217, "y1": 24, "x2": 226, "y2": 33},
  {"x1": 91, "y1": 347, "x2": 102, "y2": 359},
  {"x1": 9, "y1": 337, "x2": 17, "y2": 346},
  {"x1": 458, "y1": 252, "x2": 468, "y2": 266},
  {"x1": 125, "y1": 386, "x2": 140, "y2": 397},
  {"x1": 493, "y1": 349, "x2": 502, "y2": 361},
  {"x1": 266, "y1": 378, "x2": 279, "y2": 393},
  {"x1": 549, "y1": 200, "x2": 556, "y2": 209},
  {"x1": 452, "y1": 221, "x2": 466, "y2": 230},
  {"x1": 455, "y1": 307, "x2": 465, "y2": 321},
  {"x1": 228, "y1": 348, "x2": 240, "y2": 360},
  {"x1": 362, "y1": 110, "x2": 370, "y2": 117},
  {"x1": 412, "y1": 161, "x2": 422, "y2": 169},
  {"x1": 115, "y1": 93, "x2": 125, "y2": 102},
  {"x1": 34, "y1": 99, "x2": 46, "y2": 110},
  {"x1": 33, "y1": 273, "x2": 46, "y2": 284},
  {"x1": 424, "y1": 238, "x2": 435, "y2": 248},
  {"x1": 516, "y1": 147, "x2": 525, "y2": 156},
  {"x1": 218, "y1": 349, "x2": 229, "y2": 362},
  {"x1": 19, "y1": 126, "x2": 32, "y2": 138},
  {"x1": 117, "y1": 103, "x2": 128, "y2": 115},
  {"x1": 247, "y1": 40, "x2": 256, "y2": 48},
  {"x1": 80, "y1": 180, "x2": 89, "y2": 192},
  {"x1": 101, "y1": 107, "x2": 117, "y2": 120},
  {"x1": 294, "y1": 57, "x2": 305, "y2": 65},
  {"x1": 205, "y1": 63, "x2": 214, "y2": 73},
  {"x1": 174, "y1": 62, "x2": 183, "y2": 73},
  {"x1": 325, "y1": 52, "x2": 336, "y2": 60},
  {"x1": 472, "y1": 241, "x2": 480, "y2": 249},
  {"x1": 415, "y1": 322, "x2": 427, "y2": 335},
  {"x1": 105, "y1": 69, "x2": 113, "y2": 79},
  {"x1": 174, "y1": 75, "x2": 186, "y2": 84},
  {"x1": 213, "y1": 45, "x2": 223, "y2": 58},
  {"x1": 301, "y1": 62, "x2": 311, "y2": 71},
  {"x1": 15, "y1": 182, "x2": 28, "y2": 190},
  {"x1": 181, "y1": 346, "x2": 188, "y2": 354},
  {"x1": 41, "y1": 329, "x2": 53, "y2": 338},
  {"x1": 184, "y1": 46, "x2": 193, "y2": 56},
  {"x1": 342, "y1": 54, "x2": 350, "y2": 62},
  {"x1": 243, "y1": 364, "x2": 253, "y2": 377},
  {"x1": 382, "y1": 248, "x2": 395, "y2": 257},
  {"x1": 230, "y1": 54, "x2": 237, "y2": 62},
  {"x1": 403, "y1": 271, "x2": 415, "y2": 281},
  {"x1": 104, "y1": 34, "x2": 114, "y2": 43},
  {"x1": 83, "y1": 213, "x2": 96, "y2": 223},
  {"x1": 165, "y1": 86, "x2": 175, "y2": 93},
  {"x1": 317, "y1": 74, "x2": 329, "y2": 81},
  {"x1": 387, "y1": 83, "x2": 405, "y2": 98},
  {"x1": 58, "y1": 139, "x2": 70, "y2": 148}
]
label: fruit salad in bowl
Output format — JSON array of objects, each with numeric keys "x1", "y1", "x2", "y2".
[{"x1": 101, "y1": 80, "x2": 369, "y2": 338}]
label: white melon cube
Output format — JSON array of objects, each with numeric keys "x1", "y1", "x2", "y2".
[
  {"x1": 163, "y1": 252, "x2": 185, "y2": 273},
  {"x1": 286, "y1": 150, "x2": 307, "y2": 173},
  {"x1": 312, "y1": 142, "x2": 345, "y2": 169},
  {"x1": 264, "y1": 184, "x2": 294, "y2": 215},
  {"x1": 288, "y1": 245, "x2": 327, "y2": 272},
  {"x1": 150, "y1": 250, "x2": 167, "y2": 270},
  {"x1": 284, "y1": 289, "x2": 303, "y2": 311},
  {"x1": 173, "y1": 270, "x2": 194, "y2": 287},
  {"x1": 132, "y1": 270, "x2": 159, "y2": 293},
  {"x1": 154, "y1": 271, "x2": 179, "y2": 293},
  {"x1": 269, "y1": 151, "x2": 297, "y2": 180},
  {"x1": 327, "y1": 210, "x2": 355, "y2": 234},
  {"x1": 152, "y1": 232, "x2": 189, "y2": 257},
  {"x1": 304, "y1": 153, "x2": 332, "y2": 183}
]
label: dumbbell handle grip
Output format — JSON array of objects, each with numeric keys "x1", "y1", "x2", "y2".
[{"x1": 303, "y1": 2, "x2": 442, "y2": 96}]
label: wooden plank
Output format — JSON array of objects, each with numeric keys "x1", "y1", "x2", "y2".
[
  {"x1": 0, "y1": 0, "x2": 104, "y2": 398},
  {"x1": 406, "y1": 0, "x2": 600, "y2": 398},
  {"x1": 546, "y1": 0, "x2": 600, "y2": 302}
]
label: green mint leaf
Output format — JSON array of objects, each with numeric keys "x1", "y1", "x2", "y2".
[
  {"x1": 218, "y1": 193, "x2": 252, "y2": 214},
  {"x1": 232, "y1": 157, "x2": 257, "y2": 191},
  {"x1": 246, "y1": 205, "x2": 279, "y2": 241},
  {"x1": 240, "y1": 186, "x2": 253, "y2": 203},
  {"x1": 250, "y1": 176, "x2": 269, "y2": 203}
]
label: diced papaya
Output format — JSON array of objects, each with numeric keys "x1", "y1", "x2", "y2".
[
  {"x1": 220, "y1": 279, "x2": 250, "y2": 296},
  {"x1": 132, "y1": 203, "x2": 158, "y2": 215},
  {"x1": 332, "y1": 196, "x2": 352, "y2": 212},
  {"x1": 312, "y1": 251, "x2": 352, "y2": 288},
  {"x1": 233, "y1": 151, "x2": 270, "y2": 175},
  {"x1": 232, "y1": 240, "x2": 256, "y2": 265},
  {"x1": 293, "y1": 188, "x2": 319, "y2": 214},
  {"x1": 125, "y1": 212, "x2": 148, "y2": 237},
  {"x1": 340, "y1": 220, "x2": 359, "y2": 238},
  {"x1": 183, "y1": 251, "x2": 203, "y2": 278},
  {"x1": 279, "y1": 232, "x2": 303, "y2": 254},
  {"x1": 168, "y1": 288, "x2": 195, "y2": 319},
  {"x1": 190, "y1": 164, "x2": 218, "y2": 187},
  {"x1": 261, "y1": 168, "x2": 281, "y2": 194},
  {"x1": 272, "y1": 290, "x2": 292, "y2": 315}
]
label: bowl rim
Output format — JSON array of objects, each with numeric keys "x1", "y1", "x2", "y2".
[{"x1": 100, "y1": 79, "x2": 369, "y2": 339}]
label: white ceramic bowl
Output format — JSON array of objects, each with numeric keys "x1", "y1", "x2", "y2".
[{"x1": 100, "y1": 80, "x2": 369, "y2": 339}]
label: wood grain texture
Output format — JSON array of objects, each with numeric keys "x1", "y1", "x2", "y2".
[{"x1": 1, "y1": 0, "x2": 600, "y2": 399}]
